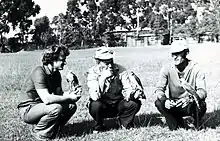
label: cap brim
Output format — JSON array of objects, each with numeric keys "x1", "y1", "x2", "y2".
[{"x1": 95, "y1": 54, "x2": 114, "y2": 60}]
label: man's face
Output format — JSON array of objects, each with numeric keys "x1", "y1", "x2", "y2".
[
  {"x1": 99, "y1": 59, "x2": 114, "y2": 72},
  {"x1": 53, "y1": 55, "x2": 67, "y2": 70},
  {"x1": 171, "y1": 51, "x2": 186, "y2": 66}
]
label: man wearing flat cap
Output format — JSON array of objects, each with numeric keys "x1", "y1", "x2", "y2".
[
  {"x1": 155, "y1": 41, "x2": 207, "y2": 130},
  {"x1": 87, "y1": 47, "x2": 144, "y2": 133}
]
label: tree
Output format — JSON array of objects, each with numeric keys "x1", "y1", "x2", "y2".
[
  {"x1": 0, "y1": 36, "x2": 9, "y2": 52},
  {"x1": 32, "y1": 16, "x2": 57, "y2": 49},
  {"x1": 0, "y1": 0, "x2": 40, "y2": 52},
  {"x1": 8, "y1": 37, "x2": 22, "y2": 52},
  {"x1": 59, "y1": 0, "x2": 220, "y2": 48},
  {"x1": 153, "y1": 1, "x2": 196, "y2": 34},
  {"x1": 199, "y1": 0, "x2": 220, "y2": 42},
  {"x1": 52, "y1": 13, "x2": 68, "y2": 45},
  {"x1": 65, "y1": 0, "x2": 100, "y2": 48},
  {"x1": 63, "y1": 0, "x2": 158, "y2": 47}
]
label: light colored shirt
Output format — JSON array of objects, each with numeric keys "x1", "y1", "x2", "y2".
[
  {"x1": 155, "y1": 60, "x2": 207, "y2": 100},
  {"x1": 87, "y1": 63, "x2": 139, "y2": 104}
]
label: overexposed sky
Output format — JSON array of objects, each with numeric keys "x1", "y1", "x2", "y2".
[
  {"x1": 6, "y1": 0, "x2": 68, "y2": 37},
  {"x1": 34, "y1": 0, "x2": 68, "y2": 20}
]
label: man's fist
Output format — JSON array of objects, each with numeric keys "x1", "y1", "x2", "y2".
[
  {"x1": 73, "y1": 85, "x2": 83, "y2": 96},
  {"x1": 165, "y1": 99, "x2": 176, "y2": 109},
  {"x1": 101, "y1": 69, "x2": 113, "y2": 79},
  {"x1": 69, "y1": 93, "x2": 81, "y2": 102}
]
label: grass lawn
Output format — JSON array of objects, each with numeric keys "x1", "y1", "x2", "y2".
[{"x1": 0, "y1": 43, "x2": 220, "y2": 141}]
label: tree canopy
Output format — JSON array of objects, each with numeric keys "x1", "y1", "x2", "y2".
[
  {"x1": 1, "y1": 0, "x2": 220, "y2": 52},
  {"x1": 0, "y1": 0, "x2": 40, "y2": 52}
]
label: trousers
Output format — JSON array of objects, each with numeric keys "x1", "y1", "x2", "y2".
[
  {"x1": 18, "y1": 102, "x2": 77, "y2": 138},
  {"x1": 155, "y1": 98, "x2": 206, "y2": 130},
  {"x1": 89, "y1": 99, "x2": 141, "y2": 128}
]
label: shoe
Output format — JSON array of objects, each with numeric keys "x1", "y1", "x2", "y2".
[
  {"x1": 119, "y1": 125, "x2": 126, "y2": 130},
  {"x1": 118, "y1": 124, "x2": 133, "y2": 130},
  {"x1": 127, "y1": 122, "x2": 135, "y2": 129},
  {"x1": 116, "y1": 117, "x2": 134, "y2": 130},
  {"x1": 184, "y1": 116, "x2": 196, "y2": 129},
  {"x1": 92, "y1": 124, "x2": 107, "y2": 133}
]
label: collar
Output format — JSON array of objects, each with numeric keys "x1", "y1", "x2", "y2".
[{"x1": 175, "y1": 60, "x2": 196, "y2": 74}]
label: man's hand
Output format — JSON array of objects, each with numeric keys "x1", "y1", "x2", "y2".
[
  {"x1": 90, "y1": 93, "x2": 100, "y2": 101},
  {"x1": 68, "y1": 92, "x2": 81, "y2": 102},
  {"x1": 125, "y1": 95, "x2": 130, "y2": 101},
  {"x1": 68, "y1": 86, "x2": 82, "y2": 102},
  {"x1": 134, "y1": 89, "x2": 144, "y2": 99},
  {"x1": 100, "y1": 69, "x2": 113, "y2": 79},
  {"x1": 124, "y1": 89, "x2": 144, "y2": 101},
  {"x1": 165, "y1": 99, "x2": 176, "y2": 109},
  {"x1": 175, "y1": 96, "x2": 191, "y2": 108},
  {"x1": 73, "y1": 85, "x2": 83, "y2": 95},
  {"x1": 180, "y1": 78, "x2": 200, "y2": 109}
]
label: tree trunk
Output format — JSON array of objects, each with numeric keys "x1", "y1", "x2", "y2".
[
  {"x1": 216, "y1": 34, "x2": 219, "y2": 43},
  {"x1": 0, "y1": 34, "x2": 5, "y2": 53},
  {"x1": 198, "y1": 34, "x2": 202, "y2": 43},
  {"x1": 81, "y1": 39, "x2": 84, "y2": 48}
]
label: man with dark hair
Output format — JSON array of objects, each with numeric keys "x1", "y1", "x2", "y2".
[
  {"x1": 87, "y1": 47, "x2": 145, "y2": 133},
  {"x1": 155, "y1": 41, "x2": 207, "y2": 130},
  {"x1": 17, "y1": 45, "x2": 82, "y2": 140}
]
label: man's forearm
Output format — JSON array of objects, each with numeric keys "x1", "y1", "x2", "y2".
[
  {"x1": 181, "y1": 82, "x2": 202, "y2": 109},
  {"x1": 44, "y1": 94, "x2": 72, "y2": 105},
  {"x1": 181, "y1": 81, "x2": 200, "y2": 99},
  {"x1": 87, "y1": 79, "x2": 101, "y2": 101}
]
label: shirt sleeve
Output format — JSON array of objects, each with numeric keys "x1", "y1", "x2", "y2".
[
  {"x1": 195, "y1": 69, "x2": 207, "y2": 100},
  {"x1": 120, "y1": 70, "x2": 145, "y2": 97},
  {"x1": 155, "y1": 65, "x2": 168, "y2": 99},
  {"x1": 87, "y1": 67, "x2": 101, "y2": 101},
  {"x1": 119, "y1": 71, "x2": 134, "y2": 97},
  {"x1": 32, "y1": 66, "x2": 47, "y2": 89}
]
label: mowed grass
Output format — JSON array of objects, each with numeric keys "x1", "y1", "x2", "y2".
[{"x1": 1, "y1": 43, "x2": 220, "y2": 141}]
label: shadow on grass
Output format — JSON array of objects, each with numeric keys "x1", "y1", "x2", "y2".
[
  {"x1": 133, "y1": 110, "x2": 220, "y2": 130},
  {"x1": 61, "y1": 120, "x2": 94, "y2": 137},
  {"x1": 60, "y1": 109, "x2": 220, "y2": 138},
  {"x1": 202, "y1": 109, "x2": 220, "y2": 129},
  {"x1": 133, "y1": 113, "x2": 165, "y2": 128},
  {"x1": 61, "y1": 113, "x2": 165, "y2": 137}
]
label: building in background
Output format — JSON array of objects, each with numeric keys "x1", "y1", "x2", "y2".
[{"x1": 109, "y1": 26, "x2": 158, "y2": 47}]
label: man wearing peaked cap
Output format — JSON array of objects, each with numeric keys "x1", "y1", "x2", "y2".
[
  {"x1": 155, "y1": 40, "x2": 207, "y2": 130},
  {"x1": 169, "y1": 40, "x2": 189, "y2": 54},
  {"x1": 94, "y1": 47, "x2": 115, "y2": 60},
  {"x1": 87, "y1": 47, "x2": 145, "y2": 133}
]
